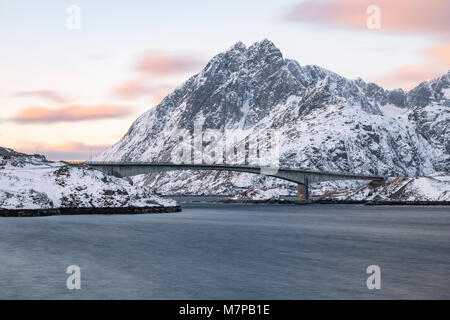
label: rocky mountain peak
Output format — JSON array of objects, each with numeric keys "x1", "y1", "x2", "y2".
[{"x1": 247, "y1": 39, "x2": 283, "y2": 60}]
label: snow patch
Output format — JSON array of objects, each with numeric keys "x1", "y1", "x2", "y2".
[
  {"x1": 379, "y1": 104, "x2": 407, "y2": 118},
  {"x1": 443, "y1": 88, "x2": 450, "y2": 99}
]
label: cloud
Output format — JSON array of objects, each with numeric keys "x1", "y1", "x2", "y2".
[
  {"x1": 370, "y1": 64, "x2": 446, "y2": 90},
  {"x1": 371, "y1": 42, "x2": 449, "y2": 90},
  {"x1": 110, "y1": 49, "x2": 202, "y2": 104},
  {"x1": 114, "y1": 79, "x2": 151, "y2": 97},
  {"x1": 13, "y1": 104, "x2": 133, "y2": 123},
  {"x1": 14, "y1": 90, "x2": 70, "y2": 104},
  {"x1": 113, "y1": 78, "x2": 174, "y2": 103},
  {"x1": 285, "y1": 0, "x2": 450, "y2": 90},
  {"x1": 285, "y1": 0, "x2": 450, "y2": 36},
  {"x1": 15, "y1": 141, "x2": 109, "y2": 161},
  {"x1": 423, "y1": 43, "x2": 450, "y2": 65},
  {"x1": 135, "y1": 51, "x2": 204, "y2": 76}
]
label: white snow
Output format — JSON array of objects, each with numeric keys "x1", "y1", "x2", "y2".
[
  {"x1": 443, "y1": 88, "x2": 450, "y2": 99},
  {"x1": 379, "y1": 104, "x2": 407, "y2": 118}
]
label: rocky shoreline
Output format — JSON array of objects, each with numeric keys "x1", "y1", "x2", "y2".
[
  {"x1": 364, "y1": 201, "x2": 450, "y2": 206},
  {"x1": 0, "y1": 205, "x2": 182, "y2": 217},
  {"x1": 313, "y1": 199, "x2": 450, "y2": 205},
  {"x1": 214, "y1": 199, "x2": 450, "y2": 205},
  {"x1": 214, "y1": 199, "x2": 301, "y2": 204}
]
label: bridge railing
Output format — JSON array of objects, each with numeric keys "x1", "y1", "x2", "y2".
[{"x1": 82, "y1": 161, "x2": 386, "y2": 180}]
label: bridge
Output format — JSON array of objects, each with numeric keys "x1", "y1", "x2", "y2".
[{"x1": 68, "y1": 161, "x2": 386, "y2": 201}]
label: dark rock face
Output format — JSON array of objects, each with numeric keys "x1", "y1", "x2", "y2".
[
  {"x1": 95, "y1": 40, "x2": 450, "y2": 194},
  {"x1": 407, "y1": 71, "x2": 450, "y2": 107},
  {"x1": 388, "y1": 89, "x2": 407, "y2": 107}
]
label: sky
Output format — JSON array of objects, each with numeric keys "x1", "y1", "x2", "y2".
[{"x1": 0, "y1": 0, "x2": 449, "y2": 160}]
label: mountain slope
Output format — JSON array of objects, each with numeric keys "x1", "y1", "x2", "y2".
[{"x1": 95, "y1": 40, "x2": 450, "y2": 195}]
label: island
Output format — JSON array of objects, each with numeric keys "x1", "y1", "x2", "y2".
[{"x1": 0, "y1": 147, "x2": 180, "y2": 217}]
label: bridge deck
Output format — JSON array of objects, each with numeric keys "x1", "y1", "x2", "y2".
[
  {"x1": 63, "y1": 161, "x2": 387, "y2": 201},
  {"x1": 73, "y1": 161, "x2": 386, "y2": 181}
]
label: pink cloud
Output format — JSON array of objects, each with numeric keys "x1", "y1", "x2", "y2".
[
  {"x1": 111, "y1": 50, "x2": 201, "y2": 103},
  {"x1": 150, "y1": 92, "x2": 171, "y2": 105},
  {"x1": 113, "y1": 78, "x2": 173, "y2": 100},
  {"x1": 286, "y1": 0, "x2": 450, "y2": 36},
  {"x1": 114, "y1": 79, "x2": 151, "y2": 97},
  {"x1": 370, "y1": 64, "x2": 446, "y2": 90},
  {"x1": 135, "y1": 51, "x2": 204, "y2": 76},
  {"x1": 371, "y1": 41, "x2": 449, "y2": 90},
  {"x1": 423, "y1": 43, "x2": 450, "y2": 65},
  {"x1": 13, "y1": 104, "x2": 133, "y2": 123},
  {"x1": 285, "y1": 0, "x2": 450, "y2": 90},
  {"x1": 14, "y1": 90, "x2": 69, "y2": 104}
]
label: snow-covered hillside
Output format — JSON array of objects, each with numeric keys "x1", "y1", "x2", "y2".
[
  {"x1": 322, "y1": 172, "x2": 450, "y2": 202},
  {"x1": 95, "y1": 39, "x2": 450, "y2": 195},
  {"x1": 0, "y1": 147, "x2": 177, "y2": 210}
]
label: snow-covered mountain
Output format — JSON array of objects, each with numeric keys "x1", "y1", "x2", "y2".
[
  {"x1": 95, "y1": 39, "x2": 450, "y2": 195},
  {"x1": 0, "y1": 147, "x2": 177, "y2": 210}
]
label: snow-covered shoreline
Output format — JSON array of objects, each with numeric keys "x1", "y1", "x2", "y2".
[
  {"x1": 321, "y1": 172, "x2": 450, "y2": 202},
  {"x1": 0, "y1": 147, "x2": 180, "y2": 215},
  {"x1": 214, "y1": 172, "x2": 450, "y2": 204}
]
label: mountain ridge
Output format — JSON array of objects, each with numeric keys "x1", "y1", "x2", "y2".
[{"x1": 95, "y1": 39, "x2": 450, "y2": 195}]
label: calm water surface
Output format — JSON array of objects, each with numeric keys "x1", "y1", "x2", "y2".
[{"x1": 0, "y1": 203, "x2": 449, "y2": 299}]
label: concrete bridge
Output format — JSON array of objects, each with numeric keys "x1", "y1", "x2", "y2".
[{"x1": 72, "y1": 161, "x2": 386, "y2": 200}]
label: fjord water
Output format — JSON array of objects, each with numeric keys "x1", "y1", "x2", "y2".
[{"x1": 0, "y1": 203, "x2": 449, "y2": 299}]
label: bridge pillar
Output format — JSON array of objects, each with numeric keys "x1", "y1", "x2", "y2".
[
  {"x1": 297, "y1": 177, "x2": 309, "y2": 201},
  {"x1": 297, "y1": 183, "x2": 305, "y2": 199},
  {"x1": 305, "y1": 177, "x2": 309, "y2": 201}
]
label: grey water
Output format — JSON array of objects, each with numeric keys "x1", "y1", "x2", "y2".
[{"x1": 0, "y1": 203, "x2": 449, "y2": 299}]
